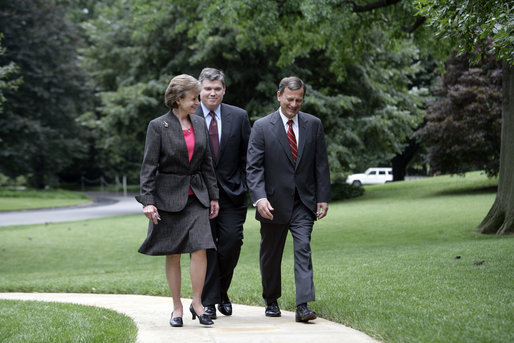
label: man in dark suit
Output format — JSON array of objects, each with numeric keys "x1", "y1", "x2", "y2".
[
  {"x1": 195, "y1": 68, "x2": 251, "y2": 319},
  {"x1": 246, "y1": 76, "x2": 330, "y2": 323}
]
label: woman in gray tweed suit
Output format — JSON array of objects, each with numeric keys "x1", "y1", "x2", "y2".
[{"x1": 136, "y1": 74, "x2": 219, "y2": 327}]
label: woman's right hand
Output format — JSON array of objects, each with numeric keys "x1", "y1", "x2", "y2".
[{"x1": 143, "y1": 205, "x2": 160, "y2": 224}]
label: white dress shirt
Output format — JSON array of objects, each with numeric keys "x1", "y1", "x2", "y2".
[{"x1": 279, "y1": 108, "x2": 299, "y2": 145}]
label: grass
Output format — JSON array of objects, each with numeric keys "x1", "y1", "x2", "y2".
[
  {"x1": 0, "y1": 172, "x2": 513, "y2": 342},
  {"x1": 0, "y1": 300, "x2": 137, "y2": 342},
  {"x1": 0, "y1": 188, "x2": 91, "y2": 211}
]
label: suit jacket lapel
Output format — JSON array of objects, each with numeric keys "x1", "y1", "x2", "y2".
[
  {"x1": 218, "y1": 104, "x2": 230, "y2": 160},
  {"x1": 271, "y1": 111, "x2": 295, "y2": 167},
  {"x1": 296, "y1": 112, "x2": 308, "y2": 165},
  {"x1": 165, "y1": 111, "x2": 190, "y2": 168}
]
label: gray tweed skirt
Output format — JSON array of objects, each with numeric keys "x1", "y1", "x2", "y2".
[{"x1": 138, "y1": 196, "x2": 215, "y2": 255}]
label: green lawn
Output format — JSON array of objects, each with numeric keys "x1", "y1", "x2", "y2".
[
  {"x1": 0, "y1": 172, "x2": 513, "y2": 342},
  {"x1": 0, "y1": 300, "x2": 137, "y2": 342},
  {"x1": 0, "y1": 189, "x2": 91, "y2": 211}
]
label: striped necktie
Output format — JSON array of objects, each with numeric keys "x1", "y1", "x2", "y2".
[{"x1": 287, "y1": 119, "x2": 297, "y2": 165}]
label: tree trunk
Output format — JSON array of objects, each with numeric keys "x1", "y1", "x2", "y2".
[
  {"x1": 477, "y1": 62, "x2": 514, "y2": 234},
  {"x1": 391, "y1": 138, "x2": 418, "y2": 181}
]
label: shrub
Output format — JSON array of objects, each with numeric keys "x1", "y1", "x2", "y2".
[{"x1": 330, "y1": 178, "x2": 364, "y2": 201}]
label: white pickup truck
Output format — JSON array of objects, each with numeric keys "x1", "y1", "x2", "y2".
[{"x1": 345, "y1": 168, "x2": 393, "y2": 186}]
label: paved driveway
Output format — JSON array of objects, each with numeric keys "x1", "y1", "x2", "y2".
[{"x1": 0, "y1": 192, "x2": 142, "y2": 227}]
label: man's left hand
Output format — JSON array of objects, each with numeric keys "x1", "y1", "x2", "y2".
[
  {"x1": 316, "y1": 202, "x2": 328, "y2": 220},
  {"x1": 210, "y1": 200, "x2": 219, "y2": 219}
]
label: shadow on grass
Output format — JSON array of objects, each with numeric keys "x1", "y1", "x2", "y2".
[{"x1": 434, "y1": 186, "x2": 497, "y2": 196}]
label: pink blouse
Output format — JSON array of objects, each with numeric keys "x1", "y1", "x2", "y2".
[{"x1": 183, "y1": 126, "x2": 195, "y2": 195}]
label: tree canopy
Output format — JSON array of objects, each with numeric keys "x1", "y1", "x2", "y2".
[
  {"x1": 416, "y1": 0, "x2": 513, "y2": 234},
  {"x1": 0, "y1": 0, "x2": 93, "y2": 187},
  {"x1": 0, "y1": 0, "x2": 510, "y2": 211},
  {"x1": 76, "y1": 0, "x2": 427, "y2": 181},
  {"x1": 415, "y1": 0, "x2": 513, "y2": 65},
  {"x1": 413, "y1": 52, "x2": 502, "y2": 177},
  {"x1": 0, "y1": 34, "x2": 21, "y2": 114}
]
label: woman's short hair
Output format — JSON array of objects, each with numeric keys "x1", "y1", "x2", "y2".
[
  {"x1": 164, "y1": 74, "x2": 201, "y2": 109},
  {"x1": 278, "y1": 76, "x2": 306, "y2": 97}
]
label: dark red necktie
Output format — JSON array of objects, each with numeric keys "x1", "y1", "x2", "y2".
[
  {"x1": 209, "y1": 111, "x2": 219, "y2": 158},
  {"x1": 287, "y1": 119, "x2": 297, "y2": 165}
]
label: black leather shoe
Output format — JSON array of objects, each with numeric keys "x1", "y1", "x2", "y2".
[
  {"x1": 218, "y1": 296, "x2": 232, "y2": 316},
  {"x1": 169, "y1": 312, "x2": 183, "y2": 327},
  {"x1": 190, "y1": 304, "x2": 214, "y2": 325},
  {"x1": 265, "y1": 301, "x2": 281, "y2": 317},
  {"x1": 203, "y1": 305, "x2": 217, "y2": 320},
  {"x1": 295, "y1": 303, "x2": 316, "y2": 322}
]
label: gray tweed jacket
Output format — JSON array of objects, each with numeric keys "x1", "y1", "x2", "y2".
[{"x1": 135, "y1": 110, "x2": 219, "y2": 212}]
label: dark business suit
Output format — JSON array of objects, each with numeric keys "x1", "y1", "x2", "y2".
[
  {"x1": 246, "y1": 110, "x2": 330, "y2": 306},
  {"x1": 195, "y1": 103, "x2": 251, "y2": 306}
]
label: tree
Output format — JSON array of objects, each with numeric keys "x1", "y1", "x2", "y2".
[
  {"x1": 190, "y1": 0, "x2": 427, "y2": 177},
  {"x1": 80, "y1": 0, "x2": 242, "y2": 182},
  {"x1": 416, "y1": 0, "x2": 513, "y2": 234},
  {"x1": 79, "y1": 0, "x2": 165, "y2": 182},
  {"x1": 81, "y1": 0, "x2": 440, "y2": 183},
  {"x1": 413, "y1": 52, "x2": 502, "y2": 177},
  {"x1": 79, "y1": 0, "x2": 425, "y2": 181},
  {"x1": 0, "y1": 34, "x2": 22, "y2": 114},
  {"x1": 0, "y1": 0, "x2": 93, "y2": 188}
]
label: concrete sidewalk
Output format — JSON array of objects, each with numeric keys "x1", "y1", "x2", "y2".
[{"x1": 0, "y1": 293, "x2": 380, "y2": 343}]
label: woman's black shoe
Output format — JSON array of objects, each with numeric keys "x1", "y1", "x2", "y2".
[
  {"x1": 169, "y1": 312, "x2": 183, "y2": 327},
  {"x1": 189, "y1": 304, "x2": 214, "y2": 325}
]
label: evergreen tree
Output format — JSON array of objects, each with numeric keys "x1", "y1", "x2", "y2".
[
  {"x1": 0, "y1": 0, "x2": 93, "y2": 188},
  {"x1": 0, "y1": 34, "x2": 22, "y2": 114}
]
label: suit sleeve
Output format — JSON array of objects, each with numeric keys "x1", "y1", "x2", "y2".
[
  {"x1": 135, "y1": 121, "x2": 160, "y2": 206},
  {"x1": 315, "y1": 121, "x2": 331, "y2": 202},
  {"x1": 246, "y1": 120, "x2": 267, "y2": 204},
  {"x1": 239, "y1": 111, "x2": 252, "y2": 189}
]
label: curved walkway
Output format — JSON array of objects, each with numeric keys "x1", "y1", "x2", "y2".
[
  {"x1": 0, "y1": 192, "x2": 141, "y2": 227},
  {"x1": 0, "y1": 193, "x2": 380, "y2": 342},
  {"x1": 0, "y1": 293, "x2": 379, "y2": 343}
]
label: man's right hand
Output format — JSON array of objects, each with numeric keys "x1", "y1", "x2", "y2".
[{"x1": 256, "y1": 199, "x2": 274, "y2": 220}]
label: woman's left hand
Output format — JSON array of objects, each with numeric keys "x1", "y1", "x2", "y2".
[{"x1": 209, "y1": 200, "x2": 219, "y2": 219}]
